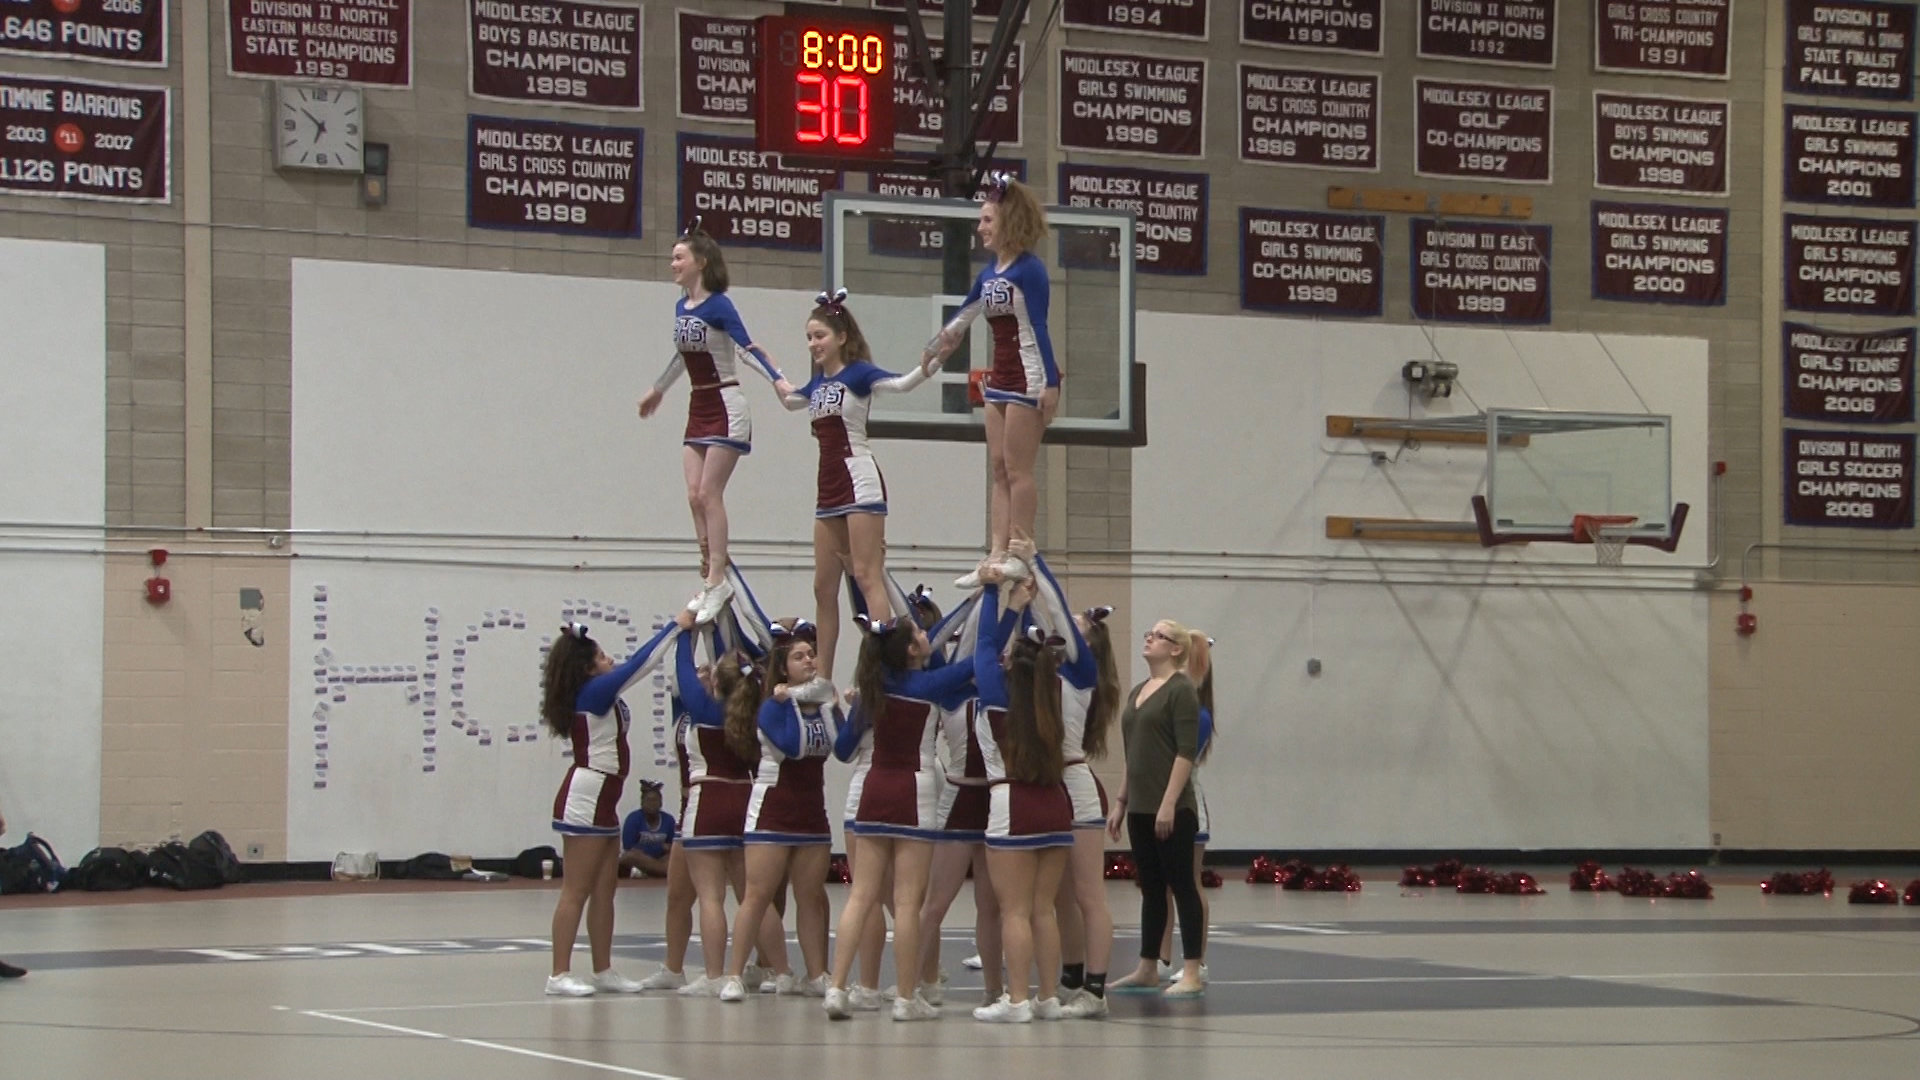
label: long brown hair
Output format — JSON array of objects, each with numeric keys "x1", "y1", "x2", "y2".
[
  {"x1": 676, "y1": 225, "x2": 729, "y2": 294},
  {"x1": 1079, "y1": 611, "x2": 1122, "y2": 761},
  {"x1": 852, "y1": 615, "x2": 915, "y2": 732},
  {"x1": 1188, "y1": 631, "x2": 1215, "y2": 763},
  {"x1": 990, "y1": 178, "x2": 1048, "y2": 254},
  {"x1": 809, "y1": 291, "x2": 873, "y2": 367},
  {"x1": 1004, "y1": 633, "x2": 1065, "y2": 786},
  {"x1": 540, "y1": 629, "x2": 599, "y2": 738},
  {"x1": 716, "y1": 653, "x2": 763, "y2": 764}
]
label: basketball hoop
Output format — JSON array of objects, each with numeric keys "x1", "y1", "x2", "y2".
[{"x1": 1571, "y1": 513, "x2": 1638, "y2": 567}]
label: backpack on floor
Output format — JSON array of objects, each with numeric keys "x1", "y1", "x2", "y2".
[
  {"x1": 511, "y1": 846, "x2": 561, "y2": 879},
  {"x1": 390, "y1": 853, "x2": 465, "y2": 881},
  {"x1": 144, "y1": 841, "x2": 225, "y2": 891},
  {"x1": 188, "y1": 830, "x2": 247, "y2": 885},
  {"x1": 67, "y1": 847, "x2": 145, "y2": 892},
  {"x1": 0, "y1": 834, "x2": 67, "y2": 894}
]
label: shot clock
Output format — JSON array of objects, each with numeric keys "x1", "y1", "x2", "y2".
[{"x1": 756, "y1": 14, "x2": 897, "y2": 162}]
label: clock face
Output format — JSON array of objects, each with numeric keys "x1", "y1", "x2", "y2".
[
  {"x1": 756, "y1": 16, "x2": 897, "y2": 161},
  {"x1": 276, "y1": 85, "x2": 364, "y2": 172}
]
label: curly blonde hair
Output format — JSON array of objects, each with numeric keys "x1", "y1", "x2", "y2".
[{"x1": 993, "y1": 180, "x2": 1049, "y2": 254}]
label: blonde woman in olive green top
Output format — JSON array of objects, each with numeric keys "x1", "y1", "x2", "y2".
[{"x1": 1104, "y1": 619, "x2": 1205, "y2": 998}]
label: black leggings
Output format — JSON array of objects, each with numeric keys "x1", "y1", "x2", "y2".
[{"x1": 1128, "y1": 809, "x2": 1204, "y2": 964}]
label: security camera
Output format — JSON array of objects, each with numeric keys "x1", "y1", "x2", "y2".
[{"x1": 1402, "y1": 359, "x2": 1458, "y2": 398}]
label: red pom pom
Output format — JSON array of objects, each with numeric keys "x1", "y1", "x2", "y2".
[
  {"x1": 1904, "y1": 880, "x2": 1920, "y2": 906},
  {"x1": 1665, "y1": 869, "x2": 1713, "y2": 899},
  {"x1": 1760, "y1": 869, "x2": 1833, "y2": 896},
  {"x1": 1401, "y1": 859, "x2": 1462, "y2": 889},
  {"x1": 827, "y1": 854, "x2": 851, "y2": 884},
  {"x1": 1848, "y1": 879, "x2": 1900, "y2": 904},
  {"x1": 1105, "y1": 852, "x2": 1136, "y2": 881},
  {"x1": 1615, "y1": 866, "x2": 1659, "y2": 897},
  {"x1": 1311, "y1": 864, "x2": 1362, "y2": 892},
  {"x1": 1568, "y1": 861, "x2": 1614, "y2": 892},
  {"x1": 1201, "y1": 868, "x2": 1223, "y2": 888},
  {"x1": 1247, "y1": 856, "x2": 1359, "y2": 891}
]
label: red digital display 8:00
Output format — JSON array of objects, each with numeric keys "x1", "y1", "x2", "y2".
[{"x1": 756, "y1": 15, "x2": 897, "y2": 162}]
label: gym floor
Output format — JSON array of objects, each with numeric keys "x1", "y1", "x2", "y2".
[{"x1": 3, "y1": 870, "x2": 1917, "y2": 1078}]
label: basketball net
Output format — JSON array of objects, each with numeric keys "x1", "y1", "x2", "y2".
[{"x1": 1571, "y1": 514, "x2": 1638, "y2": 567}]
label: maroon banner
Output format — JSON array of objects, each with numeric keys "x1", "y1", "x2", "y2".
[
  {"x1": 1784, "y1": 323, "x2": 1916, "y2": 423},
  {"x1": 676, "y1": 11, "x2": 754, "y2": 124},
  {"x1": 1786, "y1": 0, "x2": 1915, "y2": 101},
  {"x1": 468, "y1": 0, "x2": 641, "y2": 110},
  {"x1": 1785, "y1": 103, "x2": 1918, "y2": 207},
  {"x1": 865, "y1": 159, "x2": 1024, "y2": 260},
  {"x1": 1058, "y1": 48, "x2": 1204, "y2": 158},
  {"x1": 1416, "y1": 0, "x2": 1556, "y2": 68},
  {"x1": 1063, "y1": 0, "x2": 1207, "y2": 39},
  {"x1": 1785, "y1": 429, "x2": 1915, "y2": 528},
  {"x1": 227, "y1": 0, "x2": 411, "y2": 86},
  {"x1": 1411, "y1": 219, "x2": 1551, "y2": 324},
  {"x1": 871, "y1": 0, "x2": 1010, "y2": 18},
  {"x1": 1415, "y1": 78, "x2": 1553, "y2": 184},
  {"x1": 896, "y1": 35, "x2": 1020, "y2": 146},
  {"x1": 1591, "y1": 201, "x2": 1728, "y2": 306},
  {"x1": 1239, "y1": 63, "x2": 1379, "y2": 171},
  {"x1": 0, "y1": 74, "x2": 168, "y2": 203},
  {"x1": 1241, "y1": 208, "x2": 1384, "y2": 318},
  {"x1": 1240, "y1": 0, "x2": 1382, "y2": 55},
  {"x1": 468, "y1": 115, "x2": 640, "y2": 236},
  {"x1": 677, "y1": 132, "x2": 843, "y2": 252},
  {"x1": 0, "y1": 0, "x2": 166, "y2": 66},
  {"x1": 1785, "y1": 213, "x2": 1917, "y2": 316},
  {"x1": 1595, "y1": 0, "x2": 1732, "y2": 78},
  {"x1": 1058, "y1": 164, "x2": 1208, "y2": 275},
  {"x1": 1593, "y1": 91, "x2": 1731, "y2": 196}
]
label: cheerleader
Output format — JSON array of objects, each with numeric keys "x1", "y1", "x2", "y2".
[
  {"x1": 539, "y1": 615, "x2": 682, "y2": 997},
  {"x1": 1026, "y1": 555, "x2": 1120, "y2": 1018},
  {"x1": 823, "y1": 591, "x2": 975, "y2": 1021},
  {"x1": 638, "y1": 220, "x2": 789, "y2": 623},
  {"x1": 925, "y1": 175, "x2": 1057, "y2": 589},
  {"x1": 717, "y1": 626, "x2": 842, "y2": 1001},
  {"x1": 971, "y1": 575, "x2": 1074, "y2": 1023},
  {"x1": 773, "y1": 290, "x2": 941, "y2": 683}
]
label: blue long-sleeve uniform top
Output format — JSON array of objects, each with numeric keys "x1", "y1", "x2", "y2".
[
  {"x1": 673, "y1": 630, "x2": 725, "y2": 728},
  {"x1": 576, "y1": 622, "x2": 676, "y2": 716},
  {"x1": 972, "y1": 584, "x2": 1022, "y2": 712},
  {"x1": 758, "y1": 697, "x2": 841, "y2": 760},
  {"x1": 1028, "y1": 553, "x2": 1097, "y2": 690}
]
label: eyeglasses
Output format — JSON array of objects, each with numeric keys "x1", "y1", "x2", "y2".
[{"x1": 1144, "y1": 630, "x2": 1179, "y2": 644}]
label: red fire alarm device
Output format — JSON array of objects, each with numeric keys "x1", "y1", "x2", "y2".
[{"x1": 146, "y1": 548, "x2": 171, "y2": 605}]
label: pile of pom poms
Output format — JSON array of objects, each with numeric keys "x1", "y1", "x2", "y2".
[
  {"x1": 1568, "y1": 861, "x2": 1613, "y2": 892},
  {"x1": 1104, "y1": 852, "x2": 1136, "y2": 881},
  {"x1": 1561, "y1": 863, "x2": 1713, "y2": 898},
  {"x1": 827, "y1": 854, "x2": 850, "y2": 885},
  {"x1": 1201, "y1": 868, "x2": 1223, "y2": 889},
  {"x1": 1844, "y1": 878, "x2": 1920, "y2": 905},
  {"x1": 1401, "y1": 860, "x2": 1541, "y2": 895},
  {"x1": 1760, "y1": 869, "x2": 1834, "y2": 896},
  {"x1": 1246, "y1": 855, "x2": 1362, "y2": 891}
]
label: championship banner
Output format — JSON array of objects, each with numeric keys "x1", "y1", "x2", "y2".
[
  {"x1": 871, "y1": 0, "x2": 1011, "y2": 19},
  {"x1": 1238, "y1": 63, "x2": 1379, "y2": 172},
  {"x1": 227, "y1": 0, "x2": 411, "y2": 86},
  {"x1": 676, "y1": 11, "x2": 754, "y2": 124},
  {"x1": 1593, "y1": 91, "x2": 1731, "y2": 196},
  {"x1": 1784, "y1": 213, "x2": 1916, "y2": 316},
  {"x1": 1784, "y1": 429, "x2": 1914, "y2": 529},
  {"x1": 1057, "y1": 48, "x2": 1204, "y2": 159},
  {"x1": 467, "y1": 115, "x2": 640, "y2": 237},
  {"x1": 1416, "y1": 0, "x2": 1555, "y2": 68},
  {"x1": 865, "y1": 159, "x2": 1025, "y2": 260},
  {"x1": 1590, "y1": 201, "x2": 1728, "y2": 306},
  {"x1": 897, "y1": 35, "x2": 1021, "y2": 146},
  {"x1": 1410, "y1": 219, "x2": 1551, "y2": 324},
  {"x1": 1595, "y1": 0, "x2": 1732, "y2": 79},
  {"x1": 0, "y1": 0, "x2": 166, "y2": 66},
  {"x1": 1240, "y1": 0, "x2": 1382, "y2": 56},
  {"x1": 1783, "y1": 323, "x2": 1915, "y2": 424},
  {"x1": 1786, "y1": 0, "x2": 1915, "y2": 101},
  {"x1": 1063, "y1": 0, "x2": 1207, "y2": 40},
  {"x1": 1415, "y1": 78, "x2": 1552, "y2": 184},
  {"x1": 468, "y1": 0, "x2": 642, "y2": 110},
  {"x1": 1240, "y1": 208, "x2": 1384, "y2": 318},
  {"x1": 677, "y1": 132, "x2": 843, "y2": 252},
  {"x1": 0, "y1": 74, "x2": 168, "y2": 203},
  {"x1": 1058, "y1": 163, "x2": 1208, "y2": 275},
  {"x1": 1784, "y1": 103, "x2": 1917, "y2": 208}
]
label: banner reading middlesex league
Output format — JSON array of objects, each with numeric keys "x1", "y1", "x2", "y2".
[
  {"x1": 896, "y1": 36, "x2": 1021, "y2": 146},
  {"x1": 1785, "y1": 213, "x2": 1917, "y2": 317},
  {"x1": 1785, "y1": 103, "x2": 1918, "y2": 208},
  {"x1": 469, "y1": 0, "x2": 642, "y2": 110},
  {"x1": 0, "y1": 74, "x2": 168, "y2": 203},
  {"x1": 1058, "y1": 48, "x2": 1205, "y2": 159},
  {"x1": 1240, "y1": 208, "x2": 1384, "y2": 318},
  {"x1": 1411, "y1": 219, "x2": 1551, "y2": 324},
  {"x1": 1784, "y1": 323, "x2": 1915, "y2": 424},
  {"x1": 1417, "y1": 0, "x2": 1556, "y2": 68},
  {"x1": 677, "y1": 133, "x2": 842, "y2": 252},
  {"x1": 1784, "y1": 429, "x2": 1914, "y2": 529},
  {"x1": 1239, "y1": 64, "x2": 1379, "y2": 171},
  {"x1": 0, "y1": 0, "x2": 166, "y2": 66},
  {"x1": 676, "y1": 11, "x2": 754, "y2": 123},
  {"x1": 1591, "y1": 201, "x2": 1728, "y2": 306},
  {"x1": 1595, "y1": 0, "x2": 1732, "y2": 79},
  {"x1": 1593, "y1": 91, "x2": 1731, "y2": 196},
  {"x1": 1240, "y1": 0, "x2": 1382, "y2": 55},
  {"x1": 228, "y1": 0, "x2": 412, "y2": 86},
  {"x1": 1415, "y1": 78, "x2": 1552, "y2": 183},
  {"x1": 468, "y1": 115, "x2": 640, "y2": 237},
  {"x1": 865, "y1": 159, "x2": 1025, "y2": 259},
  {"x1": 1058, "y1": 164, "x2": 1208, "y2": 275},
  {"x1": 1786, "y1": 0, "x2": 1915, "y2": 101}
]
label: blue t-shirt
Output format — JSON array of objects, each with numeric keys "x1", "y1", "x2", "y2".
[{"x1": 621, "y1": 810, "x2": 676, "y2": 858}]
